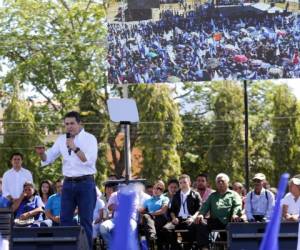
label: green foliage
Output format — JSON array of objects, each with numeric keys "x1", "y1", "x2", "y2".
[
  {"x1": 207, "y1": 82, "x2": 244, "y2": 182},
  {"x1": 0, "y1": 0, "x2": 107, "y2": 185},
  {"x1": 0, "y1": 0, "x2": 106, "y2": 112},
  {"x1": 270, "y1": 84, "x2": 300, "y2": 183},
  {"x1": 79, "y1": 87, "x2": 110, "y2": 185},
  {"x1": 248, "y1": 81, "x2": 275, "y2": 180},
  {"x1": 131, "y1": 84, "x2": 183, "y2": 183},
  {"x1": 0, "y1": 85, "x2": 43, "y2": 180}
]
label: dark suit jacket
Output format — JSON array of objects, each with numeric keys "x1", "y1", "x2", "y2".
[{"x1": 170, "y1": 189, "x2": 201, "y2": 217}]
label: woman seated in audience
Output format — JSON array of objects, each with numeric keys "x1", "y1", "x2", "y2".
[
  {"x1": 282, "y1": 176, "x2": 300, "y2": 222},
  {"x1": 38, "y1": 180, "x2": 54, "y2": 206},
  {"x1": 12, "y1": 181, "x2": 44, "y2": 226}
]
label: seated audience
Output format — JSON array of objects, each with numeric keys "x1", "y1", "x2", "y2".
[
  {"x1": 196, "y1": 174, "x2": 214, "y2": 203},
  {"x1": 232, "y1": 181, "x2": 246, "y2": 209},
  {"x1": 13, "y1": 181, "x2": 44, "y2": 226},
  {"x1": 282, "y1": 176, "x2": 300, "y2": 222},
  {"x1": 245, "y1": 173, "x2": 274, "y2": 222},
  {"x1": 39, "y1": 179, "x2": 63, "y2": 227},
  {"x1": 0, "y1": 177, "x2": 10, "y2": 208},
  {"x1": 164, "y1": 178, "x2": 179, "y2": 204},
  {"x1": 145, "y1": 184, "x2": 154, "y2": 196},
  {"x1": 141, "y1": 180, "x2": 169, "y2": 250},
  {"x1": 162, "y1": 174, "x2": 201, "y2": 250},
  {"x1": 93, "y1": 192, "x2": 105, "y2": 241},
  {"x1": 195, "y1": 173, "x2": 242, "y2": 250},
  {"x1": 39, "y1": 180, "x2": 54, "y2": 206}
]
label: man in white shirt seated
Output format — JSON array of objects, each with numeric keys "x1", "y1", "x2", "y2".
[
  {"x1": 2, "y1": 153, "x2": 33, "y2": 203},
  {"x1": 92, "y1": 195, "x2": 105, "y2": 242},
  {"x1": 245, "y1": 173, "x2": 275, "y2": 222},
  {"x1": 282, "y1": 176, "x2": 300, "y2": 222}
]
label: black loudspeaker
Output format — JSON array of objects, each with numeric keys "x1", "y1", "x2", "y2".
[
  {"x1": 228, "y1": 222, "x2": 298, "y2": 250},
  {"x1": 0, "y1": 208, "x2": 13, "y2": 240},
  {"x1": 12, "y1": 226, "x2": 89, "y2": 250}
]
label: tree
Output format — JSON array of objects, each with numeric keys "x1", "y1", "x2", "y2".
[
  {"x1": 179, "y1": 114, "x2": 213, "y2": 180},
  {"x1": 271, "y1": 84, "x2": 300, "y2": 183},
  {"x1": 79, "y1": 87, "x2": 110, "y2": 184},
  {"x1": 207, "y1": 82, "x2": 244, "y2": 182},
  {"x1": 0, "y1": 83, "x2": 46, "y2": 182},
  {"x1": 248, "y1": 81, "x2": 275, "y2": 181},
  {"x1": 0, "y1": 0, "x2": 108, "y2": 183},
  {"x1": 131, "y1": 84, "x2": 183, "y2": 183}
]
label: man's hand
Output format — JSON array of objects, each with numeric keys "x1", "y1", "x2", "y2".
[
  {"x1": 20, "y1": 191, "x2": 27, "y2": 199},
  {"x1": 66, "y1": 138, "x2": 76, "y2": 151},
  {"x1": 94, "y1": 218, "x2": 102, "y2": 224},
  {"x1": 20, "y1": 212, "x2": 31, "y2": 220},
  {"x1": 53, "y1": 216, "x2": 60, "y2": 223},
  {"x1": 194, "y1": 214, "x2": 204, "y2": 224},
  {"x1": 172, "y1": 217, "x2": 179, "y2": 225},
  {"x1": 231, "y1": 215, "x2": 240, "y2": 222},
  {"x1": 185, "y1": 217, "x2": 194, "y2": 225}
]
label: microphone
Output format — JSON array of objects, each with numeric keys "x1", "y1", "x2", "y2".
[{"x1": 66, "y1": 132, "x2": 71, "y2": 155}]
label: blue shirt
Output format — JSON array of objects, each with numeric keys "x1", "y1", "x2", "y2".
[
  {"x1": 45, "y1": 193, "x2": 61, "y2": 216},
  {"x1": 15, "y1": 195, "x2": 44, "y2": 220},
  {"x1": 143, "y1": 195, "x2": 169, "y2": 214}
]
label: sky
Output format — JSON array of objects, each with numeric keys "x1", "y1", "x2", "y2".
[{"x1": 280, "y1": 79, "x2": 300, "y2": 99}]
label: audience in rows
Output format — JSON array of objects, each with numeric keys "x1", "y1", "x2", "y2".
[{"x1": 1, "y1": 151, "x2": 299, "y2": 250}]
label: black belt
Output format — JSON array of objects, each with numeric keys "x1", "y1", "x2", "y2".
[{"x1": 64, "y1": 175, "x2": 94, "y2": 182}]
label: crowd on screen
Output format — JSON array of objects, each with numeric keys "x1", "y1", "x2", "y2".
[
  {"x1": 108, "y1": 6, "x2": 300, "y2": 84},
  {"x1": 159, "y1": 0, "x2": 259, "y2": 6},
  {"x1": 1, "y1": 152, "x2": 300, "y2": 250}
]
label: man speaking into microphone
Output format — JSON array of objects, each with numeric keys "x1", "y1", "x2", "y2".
[{"x1": 35, "y1": 111, "x2": 98, "y2": 249}]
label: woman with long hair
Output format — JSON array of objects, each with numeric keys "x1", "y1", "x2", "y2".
[{"x1": 39, "y1": 180, "x2": 54, "y2": 206}]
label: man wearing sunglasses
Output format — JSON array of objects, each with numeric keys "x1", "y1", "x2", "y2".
[{"x1": 141, "y1": 180, "x2": 169, "y2": 250}]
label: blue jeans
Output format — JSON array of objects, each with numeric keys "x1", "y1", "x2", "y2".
[{"x1": 61, "y1": 177, "x2": 96, "y2": 250}]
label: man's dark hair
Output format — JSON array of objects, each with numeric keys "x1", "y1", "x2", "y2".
[
  {"x1": 64, "y1": 111, "x2": 81, "y2": 123},
  {"x1": 196, "y1": 173, "x2": 208, "y2": 181},
  {"x1": 55, "y1": 178, "x2": 63, "y2": 184},
  {"x1": 10, "y1": 152, "x2": 24, "y2": 161},
  {"x1": 167, "y1": 178, "x2": 179, "y2": 187}
]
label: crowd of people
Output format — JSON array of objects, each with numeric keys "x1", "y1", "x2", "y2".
[
  {"x1": 108, "y1": 6, "x2": 300, "y2": 84},
  {"x1": 1, "y1": 153, "x2": 300, "y2": 250}
]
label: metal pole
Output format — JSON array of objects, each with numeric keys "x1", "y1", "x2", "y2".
[
  {"x1": 124, "y1": 123, "x2": 132, "y2": 183},
  {"x1": 121, "y1": 85, "x2": 131, "y2": 183},
  {"x1": 244, "y1": 80, "x2": 250, "y2": 192}
]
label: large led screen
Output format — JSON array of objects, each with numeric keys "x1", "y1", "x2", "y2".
[{"x1": 107, "y1": 0, "x2": 299, "y2": 84}]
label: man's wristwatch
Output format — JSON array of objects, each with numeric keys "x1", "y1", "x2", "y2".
[{"x1": 74, "y1": 147, "x2": 80, "y2": 154}]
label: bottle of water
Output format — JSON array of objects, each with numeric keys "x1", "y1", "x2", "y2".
[{"x1": 140, "y1": 236, "x2": 148, "y2": 250}]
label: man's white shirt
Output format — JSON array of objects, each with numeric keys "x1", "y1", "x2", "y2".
[
  {"x1": 281, "y1": 192, "x2": 300, "y2": 215},
  {"x1": 2, "y1": 167, "x2": 33, "y2": 199},
  {"x1": 179, "y1": 188, "x2": 191, "y2": 219},
  {"x1": 245, "y1": 188, "x2": 275, "y2": 220},
  {"x1": 41, "y1": 128, "x2": 98, "y2": 177}
]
